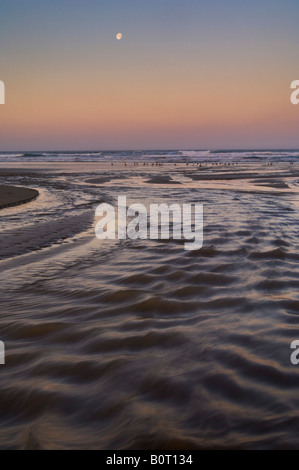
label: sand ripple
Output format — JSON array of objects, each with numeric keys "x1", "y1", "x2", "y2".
[{"x1": 1, "y1": 163, "x2": 299, "y2": 449}]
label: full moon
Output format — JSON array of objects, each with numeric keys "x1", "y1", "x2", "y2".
[{"x1": 116, "y1": 33, "x2": 123, "y2": 40}]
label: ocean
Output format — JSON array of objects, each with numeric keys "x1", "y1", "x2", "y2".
[{"x1": 1, "y1": 148, "x2": 299, "y2": 163}]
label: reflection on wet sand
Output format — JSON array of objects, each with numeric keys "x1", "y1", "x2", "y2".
[{"x1": 0, "y1": 161, "x2": 299, "y2": 449}]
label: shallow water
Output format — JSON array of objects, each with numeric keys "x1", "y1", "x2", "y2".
[{"x1": 1, "y1": 161, "x2": 299, "y2": 449}]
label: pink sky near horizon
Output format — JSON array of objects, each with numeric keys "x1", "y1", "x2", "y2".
[{"x1": 0, "y1": 1, "x2": 299, "y2": 150}]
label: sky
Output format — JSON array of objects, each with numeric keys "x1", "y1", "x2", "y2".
[{"x1": 0, "y1": 0, "x2": 299, "y2": 150}]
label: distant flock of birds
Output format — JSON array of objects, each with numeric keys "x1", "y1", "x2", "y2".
[{"x1": 111, "y1": 162, "x2": 275, "y2": 167}]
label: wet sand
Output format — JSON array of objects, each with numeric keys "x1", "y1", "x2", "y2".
[
  {"x1": 0, "y1": 185, "x2": 39, "y2": 209},
  {"x1": 1, "y1": 161, "x2": 299, "y2": 449}
]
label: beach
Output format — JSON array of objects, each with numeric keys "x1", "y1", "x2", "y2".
[
  {"x1": 1, "y1": 153, "x2": 299, "y2": 449},
  {"x1": 0, "y1": 185, "x2": 38, "y2": 209}
]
